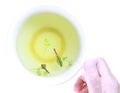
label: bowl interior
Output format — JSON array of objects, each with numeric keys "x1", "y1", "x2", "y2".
[{"x1": 16, "y1": 12, "x2": 81, "y2": 78}]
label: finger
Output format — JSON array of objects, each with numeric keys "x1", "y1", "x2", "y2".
[
  {"x1": 97, "y1": 58, "x2": 120, "y2": 93},
  {"x1": 83, "y1": 59, "x2": 102, "y2": 93},
  {"x1": 79, "y1": 86, "x2": 88, "y2": 93},
  {"x1": 74, "y1": 76, "x2": 86, "y2": 92},
  {"x1": 96, "y1": 58, "x2": 113, "y2": 78}
]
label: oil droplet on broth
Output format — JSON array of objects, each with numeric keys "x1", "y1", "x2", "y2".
[{"x1": 29, "y1": 27, "x2": 65, "y2": 63}]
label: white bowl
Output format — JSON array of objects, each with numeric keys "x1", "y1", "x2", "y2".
[{"x1": 8, "y1": 6, "x2": 85, "y2": 86}]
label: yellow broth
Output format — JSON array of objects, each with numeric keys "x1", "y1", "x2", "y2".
[{"x1": 16, "y1": 12, "x2": 80, "y2": 77}]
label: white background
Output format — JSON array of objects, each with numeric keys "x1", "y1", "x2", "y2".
[{"x1": 0, "y1": 0, "x2": 120, "y2": 93}]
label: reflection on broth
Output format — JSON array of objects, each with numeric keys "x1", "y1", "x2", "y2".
[
  {"x1": 16, "y1": 12, "x2": 80, "y2": 77},
  {"x1": 29, "y1": 27, "x2": 65, "y2": 62}
]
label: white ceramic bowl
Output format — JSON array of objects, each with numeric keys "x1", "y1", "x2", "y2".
[{"x1": 8, "y1": 6, "x2": 85, "y2": 86}]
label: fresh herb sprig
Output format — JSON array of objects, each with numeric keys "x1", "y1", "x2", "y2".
[
  {"x1": 53, "y1": 48, "x2": 63, "y2": 67},
  {"x1": 41, "y1": 64, "x2": 50, "y2": 73}
]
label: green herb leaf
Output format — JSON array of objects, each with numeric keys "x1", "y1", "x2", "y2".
[
  {"x1": 44, "y1": 38, "x2": 50, "y2": 46},
  {"x1": 36, "y1": 69, "x2": 41, "y2": 76},
  {"x1": 56, "y1": 57, "x2": 63, "y2": 67},
  {"x1": 31, "y1": 67, "x2": 42, "y2": 76},
  {"x1": 62, "y1": 57, "x2": 68, "y2": 61}
]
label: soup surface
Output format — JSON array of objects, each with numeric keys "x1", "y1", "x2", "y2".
[{"x1": 16, "y1": 12, "x2": 80, "y2": 77}]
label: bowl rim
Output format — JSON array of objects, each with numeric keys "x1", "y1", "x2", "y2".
[{"x1": 8, "y1": 5, "x2": 85, "y2": 86}]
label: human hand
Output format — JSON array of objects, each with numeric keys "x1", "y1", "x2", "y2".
[{"x1": 74, "y1": 58, "x2": 120, "y2": 93}]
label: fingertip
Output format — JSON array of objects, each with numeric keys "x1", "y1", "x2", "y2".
[
  {"x1": 83, "y1": 59, "x2": 97, "y2": 72},
  {"x1": 74, "y1": 76, "x2": 85, "y2": 92},
  {"x1": 96, "y1": 57, "x2": 106, "y2": 62},
  {"x1": 74, "y1": 83, "x2": 80, "y2": 92},
  {"x1": 74, "y1": 85, "x2": 80, "y2": 92},
  {"x1": 74, "y1": 81, "x2": 80, "y2": 91}
]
